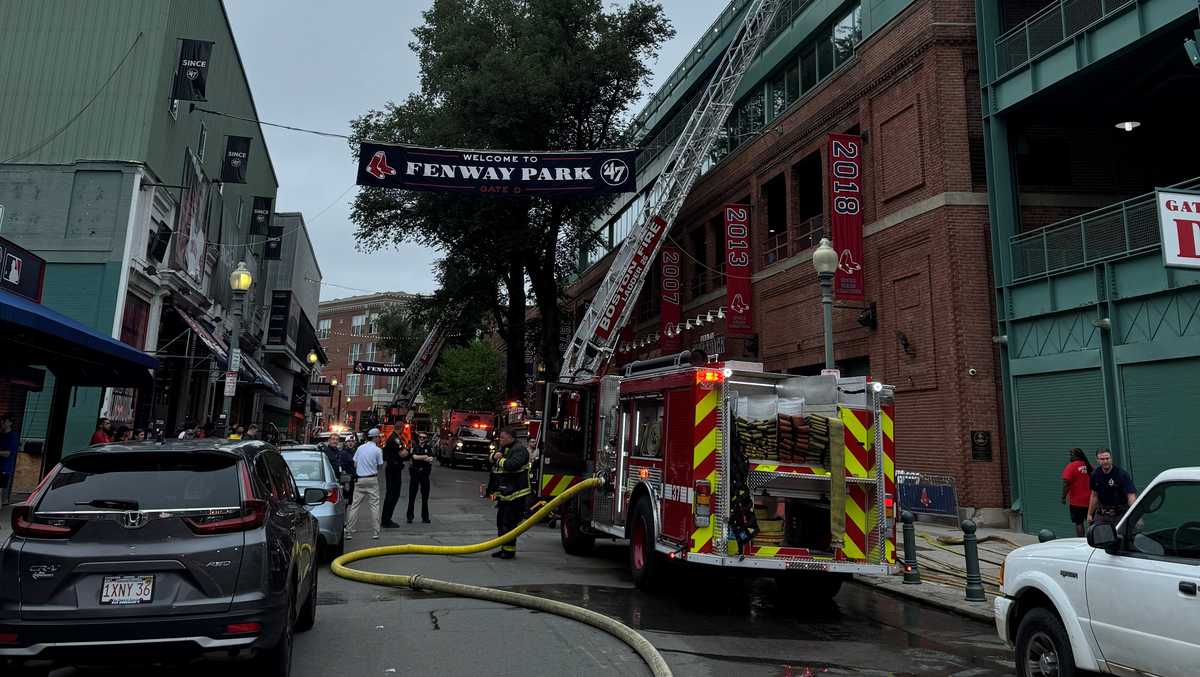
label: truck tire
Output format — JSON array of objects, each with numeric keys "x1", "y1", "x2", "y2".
[
  {"x1": 1015, "y1": 607, "x2": 1075, "y2": 677},
  {"x1": 560, "y1": 498, "x2": 595, "y2": 556},
  {"x1": 628, "y1": 498, "x2": 662, "y2": 590},
  {"x1": 775, "y1": 572, "x2": 846, "y2": 603}
]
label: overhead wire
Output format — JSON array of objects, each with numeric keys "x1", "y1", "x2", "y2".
[{"x1": 0, "y1": 32, "x2": 145, "y2": 165}]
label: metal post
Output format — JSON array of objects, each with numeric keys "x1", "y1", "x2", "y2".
[
  {"x1": 818, "y1": 271, "x2": 834, "y2": 369},
  {"x1": 961, "y1": 519, "x2": 986, "y2": 602},
  {"x1": 220, "y1": 290, "x2": 245, "y2": 438},
  {"x1": 901, "y1": 510, "x2": 921, "y2": 584}
]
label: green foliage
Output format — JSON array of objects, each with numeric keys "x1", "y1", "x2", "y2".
[
  {"x1": 423, "y1": 339, "x2": 505, "y2": 415},
  {"x1": 349, "y1": 0, "x2": 674, "y2": 379},
  {"x1": 375, "y1": 305, "x2": 426, "y2": 367}
]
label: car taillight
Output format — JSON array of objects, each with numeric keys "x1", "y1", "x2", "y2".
[
  {"x1": 11, "y1": 504, "x2": 82, "y2": 539},
  {"x1": 225, "y1": 622, "x2": 261, "y2": 635},
  {"x1": 0, "y1": 632, "x2": 17, "y2": 645},
  {"x1": 325, "y1": 486, "x2": 340, "y2": 504},
  {"x1": 183, "y1": 500, "x2": 267, "y2": 535},
  {"x1": 693, "y1": 480, "x2": 712, "y2": 527}
]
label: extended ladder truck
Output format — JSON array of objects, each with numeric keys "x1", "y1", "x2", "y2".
[
  {"x1": 538, "y1": 0, "x2": 898, "y2": 596},
  {"x1": 386, "y1": 311, "x2": 458, "y2": 445}
]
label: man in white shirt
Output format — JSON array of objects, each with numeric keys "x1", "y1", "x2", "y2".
[{"x1": 346, "y1": 428, "x2": 385, "y2": 540}]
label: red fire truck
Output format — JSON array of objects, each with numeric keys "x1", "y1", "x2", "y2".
[{"x1": 539, "y1": 353, "x2": 897, "y2": 597}]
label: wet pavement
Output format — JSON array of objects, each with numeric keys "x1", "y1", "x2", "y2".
[{"x1": 49, "y1": 464, "x2": 1017, "y2": 676}]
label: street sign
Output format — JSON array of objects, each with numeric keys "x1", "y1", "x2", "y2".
[
  {"x1": 310, "y1": 382, "x2": 334, "y2": 397},
  {"x1": 352, "y1": 360, "x2": 405, "y2": 376},
  {"x1": 229, "y1": 348, "x2": 242, "y2": 373},
  {"x1": 223, "y1": 370, "x2": 238, "y2": 397}
]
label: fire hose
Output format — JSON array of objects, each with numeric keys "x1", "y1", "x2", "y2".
[{"x1": 330, "y1": 477, "x2": 672, "y2": 677}]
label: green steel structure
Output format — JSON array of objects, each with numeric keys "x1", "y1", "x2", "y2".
[
  {"x1": 977, "y1": 0, "x2": 1200, "y2": 534},
  {"x1": 0, "y1": 0, "x2": 279, "y2": 452}
]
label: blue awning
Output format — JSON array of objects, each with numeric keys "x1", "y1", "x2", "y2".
[{"x1": 0, "y1": 288, "x2": 157, "y2": 385}]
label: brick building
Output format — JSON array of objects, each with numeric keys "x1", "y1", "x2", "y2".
[
  {"x1": 569, "y1": 0, "x2": 1006, "y2": 510},
  {"x1": 316, "y1": 292, "x2": 417, "y2": 432}
]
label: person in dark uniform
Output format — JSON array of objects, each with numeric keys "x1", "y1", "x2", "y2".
[
  {"x1": 1088, "y1": 448, "x2": 1137, "y2": 527},
  {"x1": 489, "y1": 427, "x2": 530, "y2": 559},
  {"x1": 381, "y1": 430, "x2": 405, "y2": 528},
  {"x1": 406, "y1": 432, "x2": 435, "y2": 524}
]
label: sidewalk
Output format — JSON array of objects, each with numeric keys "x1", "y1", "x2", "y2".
[{"x1": 855, "y1": 518, "x2": 1041, "y2": 623}]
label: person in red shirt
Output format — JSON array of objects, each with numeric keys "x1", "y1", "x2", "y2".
[
  {"x1": 89, "y1": 417, "x2": 112, "y2": 445},
  {"x1": 1060, "y1": 447, "x2": 1093, "y2": 536}
]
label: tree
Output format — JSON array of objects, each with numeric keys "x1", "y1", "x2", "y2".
[
  {"x1": 422, "y1": 339, "x2": 505, "y2": 415},
  {"x1": 350, "y1": 0, "x2": 673, "y2": 384},
  {"x1": 375, "y1": 305, "x2": 426, "y2": 368}
]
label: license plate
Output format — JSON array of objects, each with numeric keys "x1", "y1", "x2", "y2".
[{"x1": 100, "y1": 575, "x2": 154, "y2": 605}]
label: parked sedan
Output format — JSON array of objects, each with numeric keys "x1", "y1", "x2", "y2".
[
  {"x1": 281, "y1": 445, "x2": 346, "y2": 560},
  {"x1": 0, "y1": 440, "x2": 323, "y2": 676}
]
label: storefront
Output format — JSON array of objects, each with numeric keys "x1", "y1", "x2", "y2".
[{"x1": 1, "y1": 239, "x2": 157, "y2": 496}]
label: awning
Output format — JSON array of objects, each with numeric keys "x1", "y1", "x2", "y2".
[
  {"x1": 173, "y1": 307, "x2": 282, "y2": 397},
  {"x1": 0, "y1": 288, "x2": 157, "y2": 386}
]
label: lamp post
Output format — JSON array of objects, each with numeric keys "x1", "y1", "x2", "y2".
[
  {"x1": 221, "y1": 261, "x2": 253, "y2": 437},
  {"x1": 812, "y1": 238, "x2": 838, "y2": 370},
  {"x1": 331, "y1": 378, "x2": 340, "y2": 426},
  {"x1": 304, "y1": 350, "x2": 319, "y2": 443}
]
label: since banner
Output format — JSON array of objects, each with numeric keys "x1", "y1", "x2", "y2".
[
  {"x1": 220, "y1": 136, "x2": 252, "y2": 184},
  {"x1": 356, "y1": 142, "x2": 637, "y2": 196},
  {"x1": 170, "y1": 39, "x2": 214, "y2": 102}
]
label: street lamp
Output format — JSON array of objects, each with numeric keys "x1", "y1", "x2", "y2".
[
  {"x1": 304, "y1": 350, "x2": 319, "y2": 443},
  {"x1": 812, "y1": 238, "x2": 838, "y2": 370},
  {"x1": 220, "y1": 261, "x2": 253, "y2": 437}
]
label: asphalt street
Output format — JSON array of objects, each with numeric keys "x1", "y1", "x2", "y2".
[{"x1": 52, "y1": 464, "x2": 1018, "y2": 676}]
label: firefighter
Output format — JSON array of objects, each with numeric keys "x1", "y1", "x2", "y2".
[{"x1": 489, "y1": 427, "x2": 530, "y2": 559}]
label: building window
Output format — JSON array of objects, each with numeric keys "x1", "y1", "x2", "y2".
[
  {"x1": 349, "y1": 343, "x2": 361, "y2": 366},
  {"x1": 351, "y1": 314, "x2": 367, "y2": 335},
  {"x1": 831, "y1": 5, "x2": 862, "y2": 69},
  {"x1": 197, "y1": 122, "x2": 208, "y2": 163},
  {"x1": 317, "y1": 319, "x2": 331, "y2": 339},
  {"x1": 364, "y1": 376, "x2": 374, "y2": 394},
  {"x1": 365, "y1": 342, "x2": 376, "y2": 362},
  {"x1": 368, "y1": 313, "x2": 380, "y2": 335},
  {"x1": 346, "y1": 374, "x2": 360, "y2": 396}
]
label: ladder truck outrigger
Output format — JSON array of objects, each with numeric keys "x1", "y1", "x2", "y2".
[{"x1": 538, "y1": 0, "x2": 899, "y2": 598}]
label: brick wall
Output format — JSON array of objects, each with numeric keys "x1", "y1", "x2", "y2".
[{"x1": 565, "y1": 0, "x2": 1006, "y2": 506}]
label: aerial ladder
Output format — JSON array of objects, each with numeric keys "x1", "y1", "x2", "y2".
[
  {"x1": 389, "y1": 310, "x2": 458, "y2": 422},
  {"x1": 559, "y1": 0, "x2": 785, "y2": 382}
]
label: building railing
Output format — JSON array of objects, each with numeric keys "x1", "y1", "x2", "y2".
[
  {"x1": 1010, "y1": 177, "x2": 1200, "y2": 281},
  {"x1": 792, "y1": 213, "x2": 827, "y2": 254},
  {"x1": 762, "y1": 231, "x2": 789, "y2": 267},
  {"x1": 994, "y1": 0, "x2": 1133, "y2": 77}
]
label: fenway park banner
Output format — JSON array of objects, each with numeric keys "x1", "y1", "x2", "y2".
[
  {"x1": 724, "y1": 205, "x2": 753, "y2": 336},
  {"x1": 659, "y1": 245, "x2": 682, "y2": 352},
  {"x1": 828, "y1": 133, "x2": 865, "y2": 301},
  {"x1": 356, "y1": 142, "x2": 638, "y2": 196}
]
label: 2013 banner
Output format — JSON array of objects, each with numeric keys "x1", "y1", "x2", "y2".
[
  {"x1": 170, "y1": 39, "x2": 214, "y2": 102},
  {"x1": 724, "y1": 205, "x2": 753, "y2": 336},
  {"x1": 659, "y1": 245, "x2": 682, "y2": 352},
  {"x1": 356, "y1": 142, "x2": 637, "y2": 196},
  {"x1": 828, "y1": 133, "x2": 865, "y2": 301}
]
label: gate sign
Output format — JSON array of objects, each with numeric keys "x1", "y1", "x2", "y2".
[
  {"x1": 828, "y1": 133, "x2": 865, "y2": 301},
  {"x1": 724, "y1": 205, "x2": 753, "y2": 336},
  {"x1": 1157, "y1": 189, "x2": 1200, "y2": 269},
  {"x1": 352, "y1": 360, "x2": 405, "y2": 377},
  {"x1": 356, "y1": 142, "x2": 637, "y2": 196},
  {"x1": 660, "y1": 245, "x2": 682, "y2": 352}
]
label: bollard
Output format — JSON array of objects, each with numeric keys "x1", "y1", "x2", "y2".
[
  {"x1": 961, "y1": 519, "x2": 986, "y2": 602},
  {"x1": 901, "y1": 510, "x2": 921, "y2": 584},
  {"x1": 1038, "y1": 529, "x2": 1056, "y2": 543}
]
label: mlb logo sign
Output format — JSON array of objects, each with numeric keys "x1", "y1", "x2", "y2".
[{"x1": 3, "y1": 253, "x2": 21, "y2": 285}]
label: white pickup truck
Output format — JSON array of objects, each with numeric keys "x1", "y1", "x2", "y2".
[{"x1": 995, "y1": 467, "x2": 1200, "y2": 677}]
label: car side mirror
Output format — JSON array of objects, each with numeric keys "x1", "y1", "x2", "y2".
[
  {"x1": 1087, "y1": 523, "x2": 1117, "y2": 551},
  {"x1": 303, "y1": 487, "x2": 327, "y2": 506}
]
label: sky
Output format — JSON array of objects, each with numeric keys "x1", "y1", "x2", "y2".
[{"x1": 224, "y1": 0, "x2": 729, "y2": 301}]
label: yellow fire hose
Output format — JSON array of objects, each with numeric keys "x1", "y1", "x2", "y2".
[{"x1": 331, "y1": 477, "x2": 672, "y2": 677}]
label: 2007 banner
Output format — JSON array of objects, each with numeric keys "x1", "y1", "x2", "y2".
[{"x1": 356, "y1": 142, "x2": 638, "y2": 196}]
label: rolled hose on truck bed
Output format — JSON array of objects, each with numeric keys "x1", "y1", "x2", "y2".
[{"x1": 330, "y1": 477, "x2": 673, "y2": 677}]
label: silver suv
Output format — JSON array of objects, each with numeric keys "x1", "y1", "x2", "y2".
[{"x1": 0, "y1": 440, "x2": 322, "y2": 676}]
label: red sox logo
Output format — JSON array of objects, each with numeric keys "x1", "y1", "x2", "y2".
[{"x1": 366, "y1": 151, "x2": 397, "y2": 180}]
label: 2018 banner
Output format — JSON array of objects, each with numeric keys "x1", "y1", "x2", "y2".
[
  {"x1": 221, "y1": 136, "x2": 252, "y2": 184},
  {"x1": 356, "y1": 142, "x2": 637, "y2": 196},
  {"x1": 724, "y1": 205, "x2": 753, "y2": 336},
  {"x1": 171, "y1": 39, "x2": 214, "y2": 102},
  {"x1": 659, "y1": 245, "x2": 682, "y2": 352},
  {"x1": 828, "y1": 133, "x2": 865, "y2": 301}
]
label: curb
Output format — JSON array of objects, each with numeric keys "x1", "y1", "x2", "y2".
[{"x1": 852, "y1": 575, "x2": 994, "y2": 624}]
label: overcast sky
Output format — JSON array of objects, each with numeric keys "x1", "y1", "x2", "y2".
[{"x1": 224, "y1": 0, "x2": 728, "y2": 301}]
